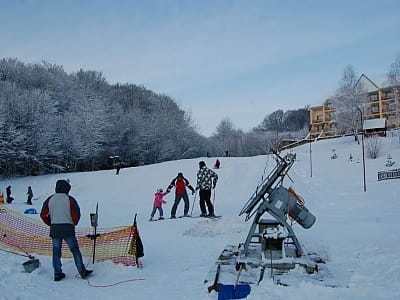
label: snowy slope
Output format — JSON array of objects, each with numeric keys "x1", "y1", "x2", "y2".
[{"x1": 0, "y1": 133, "x2": 399, "y2": 300}]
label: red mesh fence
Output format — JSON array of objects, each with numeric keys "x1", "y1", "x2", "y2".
[{"x1": 0, "y1": 205, "x2": 142, "y2": 267}]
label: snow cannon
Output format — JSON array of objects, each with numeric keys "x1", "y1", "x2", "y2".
[
  {"x1": 204, "y1": 152, "x2": 322, "y2": 290},
  {"x1": 239, "y1": 151, "x2": 317, "y2": 257},
  {"x1": 268, "y1": 186, "x2": 316, "y2": 229}
]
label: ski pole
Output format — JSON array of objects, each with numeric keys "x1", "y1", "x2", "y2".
[
  {"x1": 212, "y1": 189, "x2": 216, "y2": 207},
  {"x1": 190, "y1": 192, "x2": 197, "y2": 216}
]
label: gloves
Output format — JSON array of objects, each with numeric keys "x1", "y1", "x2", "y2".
[{"x1": 192, "y1": 191, "x2": 195, "y2": 195}]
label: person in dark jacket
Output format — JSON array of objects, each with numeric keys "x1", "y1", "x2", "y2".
[
  {"x1": 40, "y1": 179, "x2": 93, "y2": 281},
  {"x1": 26, "y1": 186, "x2": 33, "y2": 205},
  {"x1": 6, "y1": 185, "x2": 14, "y2": 203},
  {"x1": 196, "y1": 161, "x2": 218, "y2": 217},
  {"x1": 167, "y1": 172, "x2": 195, "y2": 218}
]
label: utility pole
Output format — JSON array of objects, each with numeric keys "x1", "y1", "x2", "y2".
[
  {"x1": 309, "y1": 125, "x2": 313, "y2": 178},
  {"x1": 356, "y1": 107, "x2": 366, "y2": 192}
]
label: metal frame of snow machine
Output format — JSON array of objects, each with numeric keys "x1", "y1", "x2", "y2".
[
  {"x1": 205, "y1": 152, "x2": 341, "y2": 294},
  {"x1": 239, "y1": 151, "x2": 316, "y2": 258}
]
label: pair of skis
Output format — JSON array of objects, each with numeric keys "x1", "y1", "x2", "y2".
[
  {"x1": 149, "y1": 215, "x2": 222, "y2": 221},
  {"x1": 189, "y1": 214, "x2": 222, "y2": 219},
  {"x1": 189, "y1": 189, "x2": 220, "y2": 219}
]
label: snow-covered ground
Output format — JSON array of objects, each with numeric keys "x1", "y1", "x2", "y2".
[{"x1": 0, "y1": 133, "x2": 399, "y2": 300}]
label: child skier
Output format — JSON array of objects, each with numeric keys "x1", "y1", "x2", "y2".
[{"x1": 149, "y1": 188, "x2": 169, "y2": 221}]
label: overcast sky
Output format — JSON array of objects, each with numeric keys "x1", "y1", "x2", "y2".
[{"x1": 1, "y1": 0, "x2": 400, "y2": 136}]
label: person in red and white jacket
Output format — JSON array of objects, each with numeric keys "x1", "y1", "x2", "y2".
[
  {"x1": 167, "y1": 172, "x2": 195, "y2": 218},
  {"x1": 40, "y1": 179, "x2": 93, "y2": 281}
]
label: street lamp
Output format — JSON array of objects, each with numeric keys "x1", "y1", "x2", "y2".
[
  {"x1": 309, "y1": 125, "x2": 313, "y2": 178},
  {"x1": 356, "y1": 107, "x2": 367, "y2": 192}
]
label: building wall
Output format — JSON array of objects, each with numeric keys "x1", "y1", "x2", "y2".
[
  {"x1": 309, "y1": 103, "x2": 339, "y2": 139},
  {"x1": 309, "y1": 84, "x2": 400, "y2": 139}
]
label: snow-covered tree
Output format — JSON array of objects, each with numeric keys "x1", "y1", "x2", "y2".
[
  {"x1": 331, "y1": 65, "x2": 368, "y2": 134},
  {"x1": 387, "y1": 54, "x2": 400, "y2": 130}
]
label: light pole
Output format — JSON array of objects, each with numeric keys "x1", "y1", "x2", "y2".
[
  {"x1": 309, "y1": 125, "x2": 312, "y2": 178},
  {"x1": 356, "y1": 107, "x2": 366, "y2": 192}
]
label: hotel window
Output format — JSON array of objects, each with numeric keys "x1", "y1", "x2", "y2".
[
  {"x1": 387, "y1": 103, "x2": 395, "y2": 111},
  {"x1": 386, "y1": 91, "x2": 394, "y2": 99},
  {"x1": 370, "y1": 93, "x2": 378, "y2": 101}
]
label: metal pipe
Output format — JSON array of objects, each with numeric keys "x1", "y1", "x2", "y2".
[{"x1": 356, "y1": 107, "x2": 367, "y2": 192}]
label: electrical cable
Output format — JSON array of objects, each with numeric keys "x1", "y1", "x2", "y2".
[{"x1": 75, "y1": 241, "x2": 145, "y2": 288}]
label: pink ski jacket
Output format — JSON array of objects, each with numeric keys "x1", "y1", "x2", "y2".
[{"x1": 153, "y1": 191, "x2": 169, "y2": 208}]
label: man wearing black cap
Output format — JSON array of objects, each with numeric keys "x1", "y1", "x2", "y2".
[
  {"x1": 196, "y1": 161, "x2": 218, "y2": 217},
  {"x1": 167, "y1": 172, "x2": 195, "y2": 218},
  {"x1": 40, "y1": 179, "x2": 93, "y2": 281}
]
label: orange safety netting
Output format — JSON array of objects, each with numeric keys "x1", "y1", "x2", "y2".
[{"x1": 0, "y1": 205, "x2": 142, "y2": 267}]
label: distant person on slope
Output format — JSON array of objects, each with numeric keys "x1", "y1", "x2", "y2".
[
  {"x1": 167, "y1": 172, "x2": 195, "y2": 218},
  {"x1": 149, "y1": 188, "x2": 169, "y2": 221},
  {"x1": 40, "y1": 179, "x2": 93, "y2": 281},
  {"x1": 214, "y1": 159, "x2": 220, "y2": 169},
  {"x1": 196, "y1": 161, "x2": 218, "y2": 217},
  {"x1": 6, "y1": 185, "x2": 14, "y2": 203},
  {"x1": 26, "y1": 186, "x2": 33, "y2": 205}
]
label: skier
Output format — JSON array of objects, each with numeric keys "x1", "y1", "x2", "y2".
[
  {"x1": 214, "y1": 159, "x2": 220, "y2": 169},
  {"x1": 40, "y1": 179, "x2": 93, "y2": 281},
  {"x1": 26, "y1": 186, "x2": 33, "y2": 205},
  {"x1": 167, "y1": 172, "x2": 195, "y2": 218},
  {"x1": 6, "y1": 186, "x2": 14, "y2": 204},
  {"x1": 149, "y1": 188, "x2": 169, "y2": 221},
  {"x1": 115, "y1": 163, "x2": 121, "y2": 175},
  {"x1": 196, "y1": 161, "x2": 218, "y2": 217}
]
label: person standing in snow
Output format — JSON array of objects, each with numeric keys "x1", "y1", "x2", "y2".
[
  {"x1": 115, "y1": 163, "x2": 121, "y2": 175},
  {"x1": 196, "y1": 161, "x2": 218, "y2": 217},
  {"x1": 167, "y1": 172, "x2": 195, "y2": 218},
  {"x1": 214, "y1": 159, "x2": 221, "y2": 169},
  {"x1": 6, "y1": 185, "x2": 14, "y2": 203},
  {"x1": 40, "y1": 179, "x2": 93, "y2": 281},
  {"x1": 149, "y1": 188, "x2": 169, "y2": 221},
  {"x1": 26, "y1": 186, "x2": 33, "y2": 205}
]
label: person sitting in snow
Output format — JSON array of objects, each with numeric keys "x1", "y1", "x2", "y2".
[
  {"x1": 149, "y1": 188, "x2": 169, "y2": 221},
  {"x1": 167, "y1": 172, "x2": 195, "y2": 218}
]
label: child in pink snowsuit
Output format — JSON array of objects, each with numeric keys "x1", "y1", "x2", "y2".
[{"x1": 149, "y1": 188, "x2": 169, "y2": 221}]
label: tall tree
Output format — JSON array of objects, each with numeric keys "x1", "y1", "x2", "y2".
[
  {"x1": 332, "y1": 65, "x2": 368, "y2": 134},
  {"x1": 387, "y1": 54, "x2": 400, "y2": 129}
]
